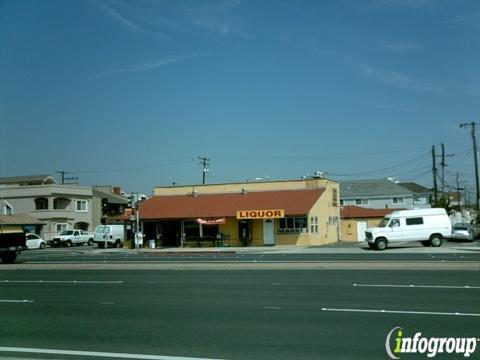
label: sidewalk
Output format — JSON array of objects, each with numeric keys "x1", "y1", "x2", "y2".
[{"x1": 129, "y1": 240, "x2": 480, "y2": 255}]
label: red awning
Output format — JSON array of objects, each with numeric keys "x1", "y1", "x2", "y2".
[{"x1": 139, "y1": 189, "x2": 325, "y2": 220}]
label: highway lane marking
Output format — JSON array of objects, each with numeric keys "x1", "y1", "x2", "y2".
[
  {"x1": 0, "y1": 280, "x2": 123, "y2": 284},
  {"x1": 264, "y1": 306, "x2": 283, "y2": 310},
  {"x1": 321, "y1": 307, "x2": 480, "y2": 317},
  {"x1": 0, "y1": 347, "x2": 221, "y2": 359},
  {"x1": 353, "y1": 284, "x2": 480, "y2": 289},
  {"x1": 0, "y1": 299, "x2": 34, "y2": 303}
]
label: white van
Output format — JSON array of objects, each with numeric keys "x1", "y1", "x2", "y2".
[
  {"x1": 94, "y1": 225, "x2": 125, "y2": 248},
  {"x1": 365, "y1": 208, "x2": 452, "y2": 250}
]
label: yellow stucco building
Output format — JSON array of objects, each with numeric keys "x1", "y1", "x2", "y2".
[{"x1": 140, "y1": 178, "x2": 340, "y2": 247}]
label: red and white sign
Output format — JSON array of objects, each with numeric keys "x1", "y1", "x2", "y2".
[{"x1": 196, "y1": 218, "x2": 226, "y2": 225}]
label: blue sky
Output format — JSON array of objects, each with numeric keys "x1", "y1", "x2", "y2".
[{"x1": 1, "y1": 0, "x2": 480, "y2": 196}]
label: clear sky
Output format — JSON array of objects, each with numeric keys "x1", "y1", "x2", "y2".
[{"x1": 1, "y1": 0, "x2": 480, "y2": 196}]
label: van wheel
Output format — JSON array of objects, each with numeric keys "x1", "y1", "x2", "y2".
[
  {"x1": 0, "y1": 252, "x2": 17, "y2": 264},
  {"x1": 430, "y1": 235, "x2": 443, "y2": 247},
  {"x1": 114, "y1": 240, "x2": 121, "y2": 248},
  {"x1": 66, "y1": 240, "x2": 72, "y2": 247},
  {"x1": 421, "y1": 241, "x2": 431, "y2": 247},
  {"x1": 375, "y1": 238, "x2": 387, "y2": 251},
  {"x1": 88, "y1": 238, "x2": 94, "y2": 246}
]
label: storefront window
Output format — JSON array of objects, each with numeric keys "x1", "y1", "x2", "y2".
[
  {"x1": 184, "y1": 221, "x2": 199, "y2": 239},
  {"x1": 278, "y1": 216, "x2": 308, "y2": 233}
]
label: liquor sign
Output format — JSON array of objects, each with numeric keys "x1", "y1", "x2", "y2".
[
  {"x1": 236, "y1": 209, "x2": 285, "y2": 220},
  {"x1": 196, "y1": 218, "x2": 226, "y2": 225}
]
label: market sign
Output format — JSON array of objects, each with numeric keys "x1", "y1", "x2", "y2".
[
  {"x1": 236, "y1": 209, "x2": 285, "y2": 220},
  {"x1": 196, "y1": 218, "x2": 226, "y2": 225}
]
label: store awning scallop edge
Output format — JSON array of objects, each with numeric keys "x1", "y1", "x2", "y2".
[{"x1": 139, "y1": 188, "x2": 325, "y2": 220}]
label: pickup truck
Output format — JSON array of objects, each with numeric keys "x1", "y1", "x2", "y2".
[
  {"x1": 51, "y1": 230, "x2": 94, "y2": 247},
  {"x1": 0, "y1": 231, "x2": 26, "y2": 264}
]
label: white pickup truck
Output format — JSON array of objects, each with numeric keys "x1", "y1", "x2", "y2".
[{"x1": 51, "y1": 230, "x2": 94, "y2": 247}]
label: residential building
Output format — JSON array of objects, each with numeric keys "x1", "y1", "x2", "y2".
[
  {"x1": 398, "y1": 182, "x2": 433, "y2": 209},
  {"x1": 140, "y1": 178, "x2": 340, "y2": 247},
  {"x1": 340, "y1": 179, "x2": 418, "y2": 210},
  {"x1": 0, "y1": 175, "x2": 93, "y2": 241},
  {"x1": 340, "y1": 205, "x2": 403, "y2": 242}
]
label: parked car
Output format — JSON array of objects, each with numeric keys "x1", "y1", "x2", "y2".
[
  {"x1": 51, "y1": 230, "x2": 94, "y2": 247},
  {"x1": 365, "y1": 208, "x2": 452, "y2": 250},
  {"x1": 26, "y1": 233, "x2": 46, "y2": 249},
  {"x1": 451, "y1": 223, "x2": 475, "y2": 242}
]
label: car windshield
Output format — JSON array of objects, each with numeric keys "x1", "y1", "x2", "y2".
[
  {"x1": 378, "y1": 218, "x2": 390, "y2": 227},
  {"x1": 60, "y1": 231, "x2": 74, "y2": 235}
]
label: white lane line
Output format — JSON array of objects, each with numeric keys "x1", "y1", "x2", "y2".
[
  {"x1": 0, "y1": 280, "x2": 123, "y2": 284},
  {"x1": 321, "y1": 307, "x2": 480, "y2": 317},
  {"x1": 264, "y1": 306, "x2": 283, "y2": 310},
  {"x1": 0, "y1": 299, "x2": 34, "y2": 303},
  {"x1": 353, "y1": 284, "x2": 480, "y2": 289},
  {"x1": 0, "y1": 347, "x2": 221, "y2": 360}
]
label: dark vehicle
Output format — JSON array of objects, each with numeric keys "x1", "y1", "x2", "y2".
[{"x1": 0, "y1": 231, "x2": 26, "y2": 264}]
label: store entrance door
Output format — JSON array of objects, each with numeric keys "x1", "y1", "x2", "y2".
[{"x1": 263, "y1": 219, "x2": 275, "y2": 246}]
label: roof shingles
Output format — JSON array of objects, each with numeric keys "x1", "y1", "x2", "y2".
[{"x1": 140, "y1": 189, "x2": 325, "y2": 219}]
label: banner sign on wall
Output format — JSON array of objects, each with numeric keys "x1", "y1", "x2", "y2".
[{"x1": 196, "y1": 218, "x2": 226, "y2": 225}]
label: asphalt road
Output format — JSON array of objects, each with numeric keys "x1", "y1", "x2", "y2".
[
  {"x1": 13, "y1": 240, "x2": 480, "y2": 265},
  {"x1": 0, "y1": 270, "x2": 479, "y2": 359}
]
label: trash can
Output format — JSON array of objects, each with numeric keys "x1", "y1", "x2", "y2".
[{"x1": 148, "y1": 239, "x2": 155, "y2": 249}]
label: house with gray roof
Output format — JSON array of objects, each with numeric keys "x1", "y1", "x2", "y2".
[
  {"x1": 398, "y1": 182, "x2": 433, "y2": 208},
  {"x1": 340, "y1": 179, "x2": 430, "y2": 210}
]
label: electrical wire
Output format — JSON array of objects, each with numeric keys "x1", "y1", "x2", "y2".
[{"x1": 329, "y1": 150, "x2": 430, "y2": 177}]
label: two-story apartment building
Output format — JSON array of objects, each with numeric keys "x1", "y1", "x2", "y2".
[
  {"x1": 0, "y1": 175, "x2": 93, "y2": 241},
  {"x1": 339, "y1": 179, "x2": 422, "y2": 210}
]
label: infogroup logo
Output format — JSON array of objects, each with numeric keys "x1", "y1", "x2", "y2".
[{"x1": 385, "y1": 327, "x2": 479, "y2": 359}]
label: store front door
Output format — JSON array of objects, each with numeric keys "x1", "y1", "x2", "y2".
[{"x1": 263, "y1": 219, "x2": 275, "y2": 246}]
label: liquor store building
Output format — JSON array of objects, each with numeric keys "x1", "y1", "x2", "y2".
[{"x1": 139, "y1": 179, "x2": 340, "y2": 247}]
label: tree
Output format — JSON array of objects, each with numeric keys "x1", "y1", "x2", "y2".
[{"x1": 430, "y1": 195, "x2": 452, "y2": 214}]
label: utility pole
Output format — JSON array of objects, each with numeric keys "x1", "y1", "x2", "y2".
[
  {"x1": 56, "y1": 170, "x2": 78, "y2": 185},
  {"x1": 460, "y1": 122, "x2": 480, "y2": 211},
  {"x1": 456, "y1": 173, "x2": 465, "y2": 212},
  {"x1": 437, "y1": 143, "x2": 454, "y2": 194},
  {"x1": 432, "y1": 145, "x2": 438, "y2": 202},
  {"x1": 198, "y1": 156, "x2": 210, "y2": 185}
]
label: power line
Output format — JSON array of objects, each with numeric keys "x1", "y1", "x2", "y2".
[
  {"x1": 329, "y1": 151, "x2": 430, "y2": 177},
  {"x1": 56, "y1": 170, "x2": 79, "y2": 184},
  {"x1": 71, "y1": 159, "x2": 195, "y2": 175}
]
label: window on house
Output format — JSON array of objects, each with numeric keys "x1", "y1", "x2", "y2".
[
  {"x1": 3, "y1": 204, "x2": 13, "y2": 215},
  {"x1": 340, "y1": 199, "x2": 344, "y2": 206},
  {"x1": 76, "y1": 200, "x2": 87, "y2": 212},
  {"x1": 332, "y1": 188, "x2": 338, "y2": 207},
  {"x1": 310, "y1": 216, "x2": 318, "y2": 233},
  {"x1": 278, "y1": 216, "x2": 308, "y2": 233},
  {"x1": 406, "y1": 217, "x2": 424, "y2": 225},
  {"x1": 56, "y1": 223, "x2": 68, "y2": 234},
  {"x1": 35, "y1": 197, "x2": 48, "y2": 210},
  {"x1": 54, "y1": 197, "x2": 70, "y2": 210},
  {"x1": 392, "y1": 197, "x2": 404, "y2": 204},
  {"x1": 355, "y1": 199, "x2": 369, "y2": 205}
]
